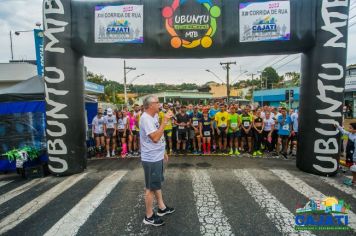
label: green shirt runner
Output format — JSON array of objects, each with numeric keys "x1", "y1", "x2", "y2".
[{"x1": 228, "y1": 113, "x2": 240, "y2": 133}]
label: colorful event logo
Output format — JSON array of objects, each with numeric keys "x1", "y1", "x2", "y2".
[
  {"x1": 295, "y1": 197, "x2": 351, "y2": 231},
  {"x1": 162, "y1": 0, "x2": 221, "y2": 49},
  {"x1": 95, "y1": 5, "x2": 143, "y2": 44},
  {"x1": 239, "y1": 1, "x2": 290, "y2": 42},
  {"x1": 106, "y1": 19, "x2": 130, "y2": 34},
  {"x1": 252, "y1": 16, "x2": 277, "y2": 33}
]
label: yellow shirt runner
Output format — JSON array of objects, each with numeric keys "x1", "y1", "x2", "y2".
[{"x1": 215, "y1": 111, "x2": 229, "y2": 128}]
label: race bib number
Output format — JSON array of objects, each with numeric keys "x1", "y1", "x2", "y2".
[
  {"x1": 231, "y1": 123, "x2": 237, "y2": 128},
  {"x1": 220, "y1": 123, "x2": 227, "y2": 128},
  {"x1": 193, "y1": 121, "x2": 199, "y2": 126},
  {"x1": 179, "y1": 126, "x2": 185, "y2": 130},
  {"x1": 282, "y1": 124, "x2": 289, "y2": 130},
  {"x1": 204, "y1": 131, "x2": 210, "y2": 136},
  {"x1": 118, "y1": 124, "x2": 125, "y2": 130},
  {"x1": 244, "y1": 121, "x2": 250, "y2": 127}
]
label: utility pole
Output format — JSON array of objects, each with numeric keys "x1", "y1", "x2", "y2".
[
  {"x1": 124, "y1": 60, "x2": 136, "y2": 105},
  {"x1": 9, "y1": 31, "x2": 14, "y2": 61},
  {"x1": 248, "y1": 73, "x2": 256, "y2": 103},
  {"x1": 220, "y1": 61, "x2": 236, "y2": 104}
]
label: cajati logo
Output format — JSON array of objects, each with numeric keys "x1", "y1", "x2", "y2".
[
  {"x1": 295, "y1": 197, "x2": 351, "y2": 231},
  {"x1": 162, "y1": 0, "x2": 220, "y2": 49}
]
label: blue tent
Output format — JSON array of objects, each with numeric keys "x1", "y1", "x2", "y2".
[{"x1": 0, "y1": 76, "x2": 97, "y2": 172}]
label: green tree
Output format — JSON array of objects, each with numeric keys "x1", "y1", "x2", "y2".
[
  {"x1": 261, "y1": 67, "x2": 282, "y2": 89},
  {"x1": 87, "y1": 71, "x2": 106, "y2": 85},
  {"x1": 285, "y1": 72, "x2": 301, "y2": 86}
]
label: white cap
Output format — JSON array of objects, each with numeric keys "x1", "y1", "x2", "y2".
[{"x1": 107, "y1": 108, "x2": 113, "y2": 115}]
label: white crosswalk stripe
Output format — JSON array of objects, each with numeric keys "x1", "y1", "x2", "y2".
[
  {"x1": 0, "y1": 178, "x2": 47, "y2": 206},
  {"x1": 191, "y1": 169, "x2": 234, "y2": 236},
  {"x1": 271, "y1": 169, "x2": 356, "y2": 232},
  {"x1": 0, "y1": 180, "x2": 13, "y2": 188},
  {"x1": 0, "y1": 167, "x2": 355, "y2": 235},
  {"x1": 233, "y1": 169, "x2": 314, "y2": 236},
  {"x1": 319, "y1": 176, "x2": 356, "y2": 200},
  {"x1": 0, "y1": 172, "x2": 87, "y2": 234},
  {"x1": 44, "y1": 171, "x2": 127, "y2": 236}
]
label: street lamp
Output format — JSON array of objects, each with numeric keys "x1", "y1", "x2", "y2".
[
  {"x1": 128, "y1": 73, "x2": 145, "y2": 97},
  {"x1": 128, "y1": 73, "x2": 145, "y2": 84},
  {"x1": 9, "y1": 23, "x2": 42, "y2": 61},
  {"x1": 205, "y1": 69, "x2": 225, "y2": 84}
]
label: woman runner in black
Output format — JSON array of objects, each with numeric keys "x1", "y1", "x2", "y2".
[
  {"x1": 200, "y1": 107, "x2": 214, "y2": 154},
  {"x1": 252, "y1": 109, "x2": 264, "y2": 157}
]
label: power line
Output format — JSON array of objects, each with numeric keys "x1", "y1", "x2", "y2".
[
  {"x1": 275, "y1": 56, "x2": 300, "y2": 70},
  {"x1": 350, "y1": 20, "x2": 356, "y2": 28},
  {"x1": 255, "y1": 56, "x2": 280, "y2": 71},
  {"x1": 268, "y1": 55, "x2": 293, "y2": 68}
]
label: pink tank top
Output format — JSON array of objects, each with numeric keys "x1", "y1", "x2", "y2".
[{"x1": 128, "y1": 115, "x2": 136, "y2": 130}]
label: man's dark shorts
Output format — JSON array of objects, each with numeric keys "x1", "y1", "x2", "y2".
[
  {"x1": 117, "y1": 129, "x2": 128, "y2": 139},
  {"x1": 94, "y1": 133, "x2": 104, "y2": 138},
  {"x1": 279, "y1": 135, "x2": 289, "y2": 141},
  {"x1": 106, "y1": 128, "x2": 115, "y2": 138},
  {"x1": 241, "y1": 128, "x2": 253, "y2": 138},
  {"x1": 218, "y1": 127, "x2": 227, "y2": 139},
  {"x1": 228, "y1": 131, "x2": 240, "y2": 139},
  {"x1": 177, "y1": 130, "x2": 188, "y2": 141},
  {"x1": 142, "y1": 160, "x2": 164, "y2": 190}
]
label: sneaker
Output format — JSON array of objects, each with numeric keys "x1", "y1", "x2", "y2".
[
  {"x1": 234, "y1": 150, "x2": 241, "y2": 155},
  {"x1": 106, "y1": 152, "x2": 110, "y2": 158},
  {"x1": 111, "y1": 151, "x2": 115, "y2": 156},
  {"x1": 282, "y1": 153, "x2": 288, "y2": 159},
  {"x1": 229, "y1": 149, "x2": 234, "y2": 155},
  {"x1": 143, "y1": 213, "x2": 165, "y2": 226},
  {"x1": 257, "y1": 150, "x2": 263, "y2": 155},
  {"x1": 343, "y1": 178, "x2": 353, "y2": 186},
  {"x1": 157, "y1": 206, "x2": 175, "y2": 216},
  {"x1": 252, "y1": 151, "x2": 257, "y2": 157}
]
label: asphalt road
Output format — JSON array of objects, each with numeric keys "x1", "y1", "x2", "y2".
[{"x1": 0, "y1": 154, "x2": 355, "y2": 236}]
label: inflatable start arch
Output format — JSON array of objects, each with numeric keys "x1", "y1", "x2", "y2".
[{"x1": 43, "y1": 0, "x2": 350, "y2": 176}]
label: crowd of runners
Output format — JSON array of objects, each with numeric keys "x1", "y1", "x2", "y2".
[{"x1": 91, "y1": 101, "x2": 299, "y2": 159}]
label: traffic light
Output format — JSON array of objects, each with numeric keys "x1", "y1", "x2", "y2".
[
  {"x1": 285, "y1": 89, "x2": 294, "y2": 101},
  {"x1": 285, "y1": 89, "x2": 289, "y2": 100}
]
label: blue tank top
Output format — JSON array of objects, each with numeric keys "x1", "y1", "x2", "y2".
[{"x1": 202, "y1": 116, "x2": 212, "y2": 132}]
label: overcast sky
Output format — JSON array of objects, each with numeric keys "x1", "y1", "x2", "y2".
[{"x1": 1, "y1": 0, "x2": 355, "y2": 85}]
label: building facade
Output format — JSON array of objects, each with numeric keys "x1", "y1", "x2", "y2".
[{"x1": 253, "y1": 87, "x2": 300, "y2": 109}]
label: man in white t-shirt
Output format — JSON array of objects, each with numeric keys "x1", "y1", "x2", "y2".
[{"x1": 140, "y1": 95, "x2": 175, "y2": 227}]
